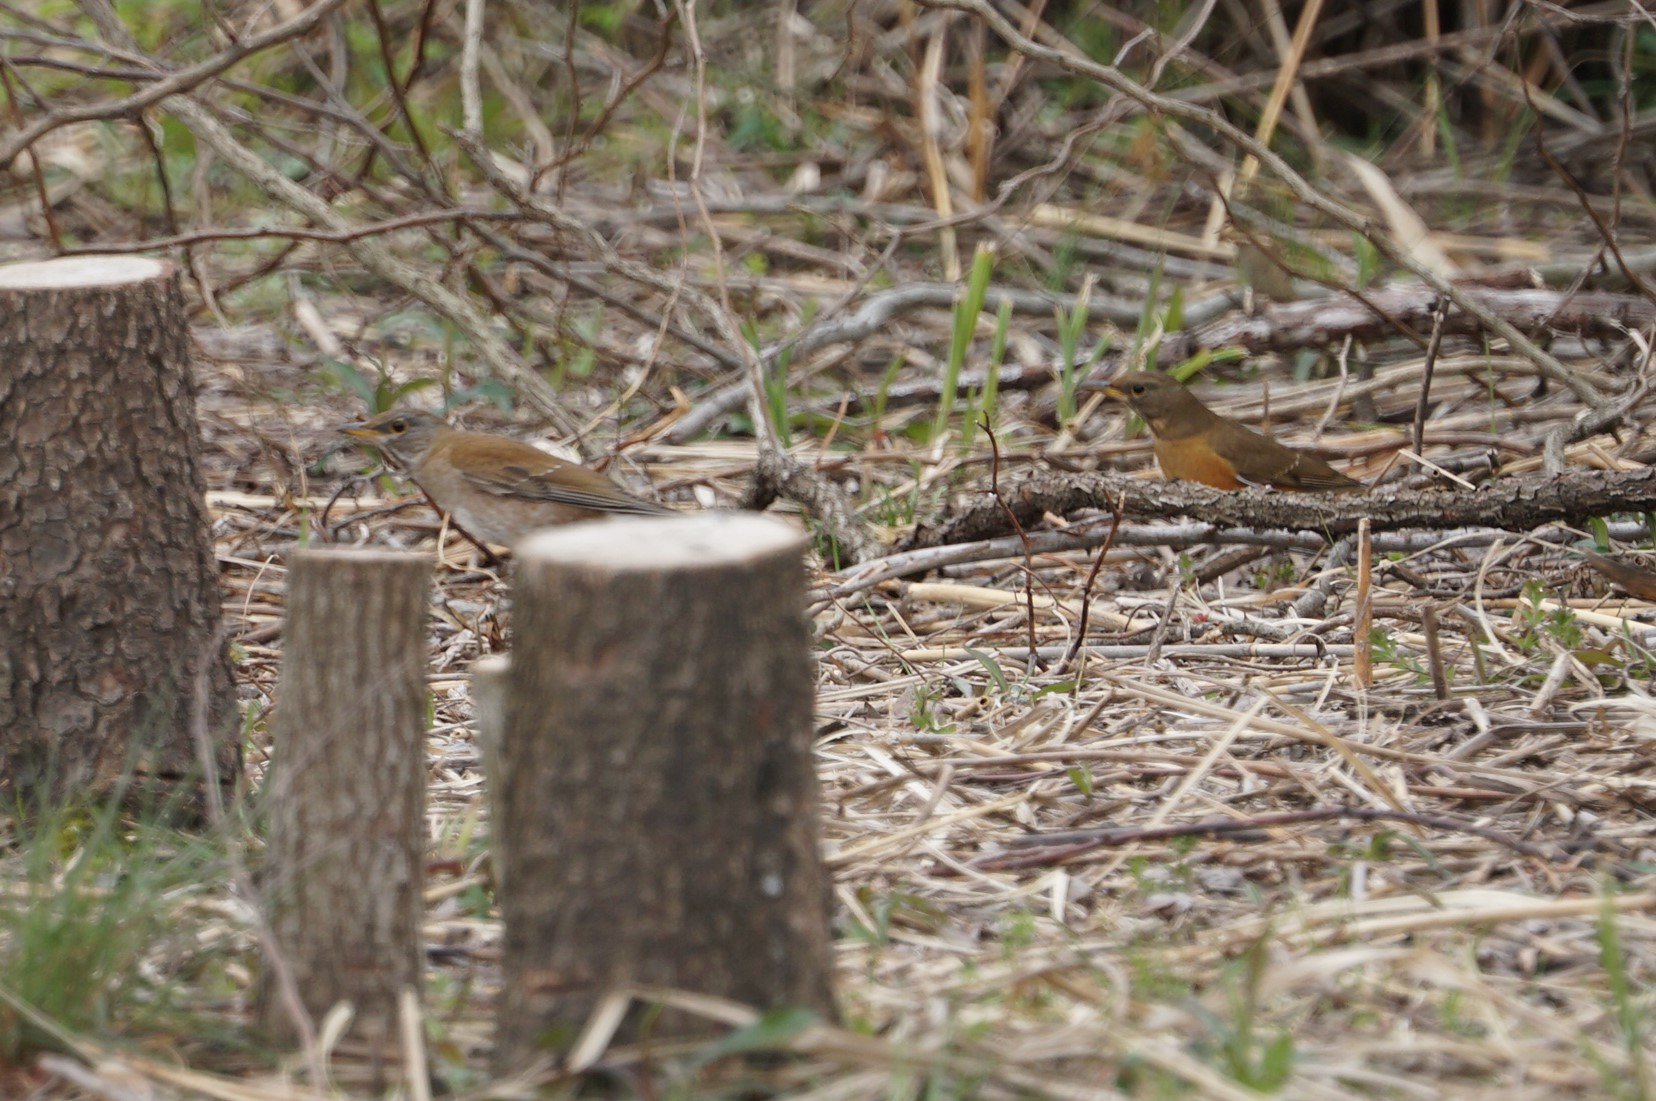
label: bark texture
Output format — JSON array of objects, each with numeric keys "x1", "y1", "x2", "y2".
[
  {"x1": 258, "y1": 548, "x2": 431, "y2": 1046},
  {"x1": 496, "y1": 513, "x2": 835, "y2": 1070},
  {"x1": 0, "y1": 256, "x2": 237, "y2": 808}
]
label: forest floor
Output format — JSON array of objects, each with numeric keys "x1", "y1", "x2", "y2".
[{"x1": 4, "y1": 1, "x2": 1656, "y2": 1098}]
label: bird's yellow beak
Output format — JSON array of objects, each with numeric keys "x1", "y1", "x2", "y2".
[
  {"x1": 339, "y1": 421, "x2": 377, "y2": 438},
  {"x1": 1079, "y1": 375, "x2": 1128, "y2": 400}
]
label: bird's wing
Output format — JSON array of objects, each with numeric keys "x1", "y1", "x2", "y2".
[
  {"x1": 461, "y1": 458, "x2": 671, "y2": 515},
  {"x1": 1275, "y1": 453, "x2": 1365, "y2": 491},
  {"x1": 1208, "y1": 425, "x2": 1363, "y2": 491}
]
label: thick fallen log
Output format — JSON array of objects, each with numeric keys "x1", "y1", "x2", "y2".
[{"x1": 904, "y1": 466, "x2": 1656, "y2": 550}]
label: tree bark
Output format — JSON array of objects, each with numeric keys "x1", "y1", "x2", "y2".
[
  {"x1": 0, "y1": 255, "x2": 237, "y2": 810},
  {"x1": 258, "y1": 548, "x2": 432, "y2": 1048},
  {"x1": 496, "y1": 513, "x2": 835, "y2": 1071}
]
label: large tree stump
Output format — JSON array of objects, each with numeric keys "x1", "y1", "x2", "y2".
[
  {"x1": 495, "y1": 513, "x2": 835, "y2": 1071},
  {"x1": 258, "y1": 548, "x2": 432, "y2": 1048},
  {"x1": 0, "y1": 256, "x2": 237, "y2": 808}
]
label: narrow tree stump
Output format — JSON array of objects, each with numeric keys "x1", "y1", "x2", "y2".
[
  {"x1": 496, "y1": 513, "x2": 835, "y2": 1070},
  {"x1": 0, "y1": 255, "x2": 237, "y2": 808},
  {"x1": 470, "y1": 654, "x2": 510, "y2": 893},
  {"x1": 258, "y1": 548, "x2": 432, "y2": 1047}
]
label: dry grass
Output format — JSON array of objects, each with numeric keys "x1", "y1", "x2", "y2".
[
  {"x1": 5, "y1": 0, "x2": 1656, "y2": 1097},
  {"x1": 192, "y1": 357, "x2": 1656, "y2": 1101}
]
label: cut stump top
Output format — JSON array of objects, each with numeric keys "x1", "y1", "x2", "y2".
[
  {"x1": 0, "y1": 255, "x2": 170, "y2": 289},
  {"x1": 517, "y1": 512, "x2": 805, "y2": 571}
]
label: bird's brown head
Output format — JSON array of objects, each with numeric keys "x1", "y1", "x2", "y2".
[
  {"x1": 340, "y1": 409, "x2": 446, "y2": 467},
  {"x1": 1101, "y1": 372, "x2": 1205, "y2": 427}
]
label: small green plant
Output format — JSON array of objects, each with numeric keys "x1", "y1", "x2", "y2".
[
  {"x1": 1361, "y1": 829, "x2": 1398, "y2": 861},
  {"x1": 1352, "y1": 233, "x2": 1382, "y2": 286},
  {"x1": 1120, "y1": 263, "x2": 1169, "y2": 386},
  {"x1": 547, "y1": 305, "x2": 603, "y2": 389},
  {"x1": 726, "y1": 93, "x2": 797, "y2": 155},
  {"x1": 1174, "y1": 552, "x2": 1198, "y2": 587},
  {"x1": 443, "y1": 378, "x2": 515, "y2": 416},
  {"x1": 869, "y1": 352, "x2": 907, "y2": 433},
  {"x1": 1431, "y1": 99, "x2": 1463, "y2": 185},
  {"x1": 909, "y1": 683, "x2": 957, "y2": 735},
  {"x1": 1194, "y1": 934, "x2": 1296, "y2": 1091},
  {"x1": 1128, "y1": 853, "x2": 1195, "y2": 897},
  {"x1": 1369, "y1": 626, "x2": 1431, "y2": 684},
  {"x1": 1124, "y1": 944, "x2": 1194, "y2": 1002},
  {"x1": 963, "y1": 647, "x2": 1010, "y2": 696},
  {"x1": 322, "y1": 358, "x2": 437, "y2": 415},
  {"x1": 685, "y1": 1005, "x2": 819, "y2": 1070},
  {"x1": 1613, "y1": 626, "x2": 1656, "y2": 685},
  {"x1": 1511, "y1": 580, "x2": 1585, "y2": 653},
  {"x1": 934, "y1": 244, "x2": 996, "y2": 446},
  {"x1": 1252, "y1": 557, "x2": 1300, "y2": 589},
  {"x1": 863, "y1": 469, "x2": 926, "y2": 528},
  {"x1": 1166, "y1": 344, "x2": 1243, "y2": 386},
  {"x1": 740, "y1": 319, "x2": 794, "y2": 446},
  {"x1": 998, "y1": 907, "x2": 1039, "y2": 958},
  {"x1": 1054, "y1": 280, "x2": 1112, "y2": 425},
  {"x1": 810, "y1": 522, "x2": 849, "y2": 572},
  {"x1": 961, "y1": 296, "x2": 1010, "y2": 452},
  {"x1": 768, "y1": 344, "x2": 795, "y2": 446},
  {"x1": 1330, "y1": 830, "x2": 1400, "y2": 895},
  {"x1": 1046, "y1": 232, "x2": 1082, "y2": 290},
  {"x1": 846, "y1": 889, "x2": 948, "y2": 947},
  {"x1": 1590, "y1": 893, "x2": 1653, "y2": 1100},
  {"x1": 0, "y1": 793, "x2": 237, "y2": 1066}
]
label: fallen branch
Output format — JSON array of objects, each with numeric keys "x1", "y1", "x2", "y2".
[
  {"x1": 966, "y1": 806, "x2": 1566, "y2": 873},
  {"x1": 905, "y1": 466, "x2": 1656, "y2": 550},
  {"x1": 745, "y1": 449, "x2": 881, "y2": 566}
]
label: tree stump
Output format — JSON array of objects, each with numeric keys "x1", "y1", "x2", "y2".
[
  {"x1": 0, "y1": 255, "x2": 237, "y2": 809},
  {"x1": 257, "y1": 548, "x2": 432, "y2": 1048},
  {"x1": 495, "y1": 513, "x2": 835, "y2": 1071},
  {"x1": 470, "y1": 654, "x2": 510, "y2": 893}
]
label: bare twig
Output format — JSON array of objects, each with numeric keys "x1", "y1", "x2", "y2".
[
  {"x1": 0, "y1": 0, "x2": 350, "y2": 170},
  {"x1": 917, "y1": 0, "x2": 1607, "y2": 408}
]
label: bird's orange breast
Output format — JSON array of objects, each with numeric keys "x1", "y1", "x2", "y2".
[{"x1": 1152, "y1": 435, "x2": 1244, "y2": 489}]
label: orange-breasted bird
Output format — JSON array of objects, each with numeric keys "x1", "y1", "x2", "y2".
[
  {"x1": 342, "y1": 409, "x2": 672, "y2": 548},
  {"x1": 1101, "y1": 373, "x2": 1364, "y2": 492}
]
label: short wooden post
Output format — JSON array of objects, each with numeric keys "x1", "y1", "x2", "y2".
[
  {"x1": 0, "y1": 255, "x2": 237, "y2": 808},
  {"x1": 470, "y1": 654, "x2": 510, "y2": 893},
  {"x1": 495, "y1": 513, "x2": 835, "y2": 1070},
  {"x1": 258, "y1": 548, "x2": 432, "y2": 1048}
]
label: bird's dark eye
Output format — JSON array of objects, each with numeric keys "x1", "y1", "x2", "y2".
[
  {"x1": 1130, "y1": 383, "x2": 1147, "y2": 396},
  {"x1": 388, "y1": 417, "x2": 409, "y2": 433}
]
